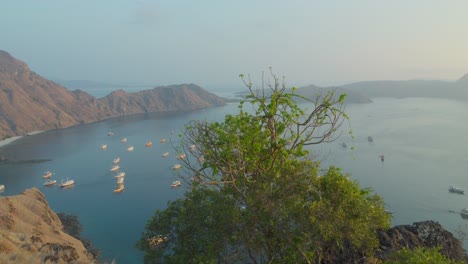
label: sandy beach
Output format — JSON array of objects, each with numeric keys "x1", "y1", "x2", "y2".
[{"x1": 0, "y1": 131, "x2": 44, "y2": 149}]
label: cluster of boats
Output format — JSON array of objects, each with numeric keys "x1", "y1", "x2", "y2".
[
  {"x1": 447, "y1": 185, "x2": 468, "y2": 219},
  {"x1": 42, "y1": 171, "x2": 74, "y2": 188},
  {"x1": 111, "y1": 157, "x2": 125, "y2": 193}
]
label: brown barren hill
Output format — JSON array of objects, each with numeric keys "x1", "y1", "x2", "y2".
[
  {"x1": 0, "y1": 188, "x2": 96, "y2": 263},
  {"x1": 0, "y1": 50, "x2": 226, "y2": 140}
]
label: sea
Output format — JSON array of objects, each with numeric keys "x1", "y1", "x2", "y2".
[{"x1": 1, "y1": 96, "x2": 468, "y2": 262}]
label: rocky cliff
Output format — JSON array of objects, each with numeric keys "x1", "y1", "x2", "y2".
[
  {"x1": 0, "y1": 188, "x2": 95, "y2": 263},
  {"x1": 0, "y1": 50, "x2": 226, "y2": 140}
]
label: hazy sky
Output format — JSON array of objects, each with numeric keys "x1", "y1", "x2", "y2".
[{"x1": 2, "y1": 1, "x2": 468, "y2": 89}]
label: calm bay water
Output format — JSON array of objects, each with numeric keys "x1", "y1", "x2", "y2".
[{"x1": 1, "y1": 97, "x2": 468, "y2": 262}]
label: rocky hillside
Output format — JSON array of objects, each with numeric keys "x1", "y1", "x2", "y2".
[
  {"x1": 0, "y1": 50, "x2": 225, "y2": 140},
  {"x1": 0, "y1": 188, "x2": 95, "y2": 263}
]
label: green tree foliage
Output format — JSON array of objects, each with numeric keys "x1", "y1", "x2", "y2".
[
  {"x1": 137, "y1": 70, "x2": 390, "y2": 263},
  {"x1": 384, "y1": 247, "x2": 463, "y2": 264}
]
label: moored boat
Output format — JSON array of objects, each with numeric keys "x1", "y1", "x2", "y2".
[
  {"x1": 173, "y1": 164, "x2": 181, "y2": 170},
  {"x1": 43, "y1": 179, "x2": 57, "y2": 186},
  {"x1": 0, "y1": 184, "x2": 5, "y2": 192},
  {"x1": 43, "y1": 171, "x2": 53, "y2": 178},
  {"x1": 461, "y1": 208, "x2": 468, "y2": 219},
  {"x1": 127, "y1": 146, "x2": 134, "y2": 152},
  {"x1": 189, "y1": 144, "x2": 196, "y2": 151},
  {"x1": 171, "y1": 180, "x2": 181, "y2": 188},
  {"x1": 160, "y1": 138, "x2": 166, "y2": 143},
  {"x1": 162, "y1": 152, "x2": 169, "y2": 158},
  {"x1": 113, "y1": 157, "x2": 120, "y2": 164},
  {"x1": 121, "y1": 137, "x2": 127, "y2": 143},
  {"x1": 100, "y1": 144, "x2": 107, "y2": 150},
  {"x1": 110, "y1": 165, "x2": 120, "y2": 172},
  {"x1": 116, "y1": 177, "x2": 124, "y2": 184},
  {"x1": 177, "y1": 153, "x2": 186, "y2": 160},
  {"x1": 60, "y1": 179, "x2": 74, "y2": 188},
  {"x1": 114, "y1": 184, "x2": 125, "y2": 193},
  {"x1": 115, "y1": 172, "x2": 126, "y2": 178},
  {"x1": 449, "y1": 186, "x2": 465, "y2": 194},
  {"x1": 145, "y1": 141, "x2": 153, "y2": 147}
]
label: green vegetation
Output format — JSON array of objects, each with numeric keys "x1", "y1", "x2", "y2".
[
  {"x1": 384, "y1": 247, "x2": 463, "y2": 264},
  {"x1": 137, "y1": 71, "x2": 390, "y2": 263}
]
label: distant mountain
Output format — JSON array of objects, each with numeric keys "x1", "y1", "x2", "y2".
[{"x1": 0, "y1": 51, "x2": 225, "y2": 140}]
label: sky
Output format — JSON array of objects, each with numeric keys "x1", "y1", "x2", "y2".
[{"x1": 1, "y1": 0, "x2": 468, "y2": 90}]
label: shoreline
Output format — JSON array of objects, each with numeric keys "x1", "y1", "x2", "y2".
[{"x1": 0, "y1": 131, "x2": 44, "y2": 149}]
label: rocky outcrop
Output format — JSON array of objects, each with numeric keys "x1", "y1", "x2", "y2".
[
  {"x1": 0, "y1": 50, "x2": 226, "y2": 140},
  {"x1": 377, "y1": 221, "x2": 468, "y2": 262},
  {"x1": 0, "y1": 188, "x2": 95, "y2": 263}
]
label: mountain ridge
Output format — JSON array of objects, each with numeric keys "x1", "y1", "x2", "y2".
[{"x1": 0, "y1": 51, "x2": 226, "y2": 140}]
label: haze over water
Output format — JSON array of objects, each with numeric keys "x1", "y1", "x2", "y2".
[{"x1": 1, "y1": 97, "x2": 468, "y2": 262}]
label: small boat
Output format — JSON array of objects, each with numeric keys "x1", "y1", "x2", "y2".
[
  {"x1": 367, "y1": 136, "x2": 374, "y2": 142},
  {"x1": 173, "y1": 164, "x2": 181, "y2": 170},
  {"x1": 378, "y1": 155, "x2": 385, "y2": 162},
  {"x1": 341, "y1": 142, "x2": 347, "y2": 148},
  {"x1": 110, "y1": 165, "x2": 120, "y2": 172},
  {"x1": 107, "y1": 132, "x2": 114, "y2": 136},
  {"x1": 116, "y1": 177, "x2": 124, "y2": 184},
  {"x1": 127, "y1": 146, "x2": 134, "y2": 152},
  {"x1": 145, "y1": 141, "x2": 153, "y2": 147},
  {"x1": 113, "y1": 157, "x2": 120, "y2": 164},
  {"x1": 43, "y1": 171, "x2": 53, "y2": 178},
  {"x1": 114, "y1": 184, "x2": 125, "y2": 193},
  {"x1": 449, "y1": 186, "x2": 465, "y2": 194},
  {"x1": 160, "y1": 138, "x2": 167, "y2": 143},
  {"x1": 162, "y1": 152, "x2": 169, "y2": 158},
  {"x1": 461, "y1": 208, "x2": 468, "y2": 219},
  {"x1": 121, "y1": 137, "x2": 127, "y2": 143},
  {"x1": 198, "y1": 157, "x2": 205, "y2": 163},
  {"x1": 100, "y1": 144, "x2": 108, "y2": 150},
  {"x1": 43, "y1": 179, "x2": 57, "y2": 186},
  {"x1": 177, "y1": 153, "x2": 186, "y2": 160},
  {"x1": 171, "y1": 180, "x2": 181, "y2": 188},
  {"x1": 170, "y1": 130, "x2": 174, "y2": 134},
  {"x1": 0, "y1": 184, "x2": 5, "y2": 192},
  {"x1": 60, "y1": 179, "x2": 74, "y2": 188},
  {"x1": 115, "y1": 172, "x2": 126, "y2": 178},
  {"x1": 189, "y1": 144, "x2": 196, "y2": 151},
  {"x1": 385, "y1": 209, "x2": 394, "y2": 215}
]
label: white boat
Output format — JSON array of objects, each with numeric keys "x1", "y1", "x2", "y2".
[
  {"x1": 189, "y1": 144, "x2": 196, "y2": 151},
  {"x1": 60, "y1": 179, "x2": 74, "y2": 188},
  {"x1": 121, "y1": 137, "x2": 127, "y2": 143},
  {"x1": 115, "y1": 172, "x2": 126, "y2": 178},
  {"x1": 0, "y1": 185, "x2": 5, "y2": 192},
  {"x1": 145, "y1": 141, "x2": 153, "y2": 147},
  {"x1": 110, "y1": 165, "x2": 120, "y2": 172},
  {"x1": 177, "y1": 153, "x2": 186, "y2": 160},
  {"x1": 160, "y1": 138, "x2": 166, "y2": 143},
  {"x1": 162, "y1": 152, "x2": 169, "y2": 158},
  {"x1": 173, "y1": 164, "x2": 181, "y2": 170},
  {"x1": 113, "y1": 157, "x2": 120, "y2": 164},
  {"x1": 449, "y1": 186, "x2": 465, "y2": 194},
  {"x1": 114, "y1": 184, "x2": 125, "y2": 193},
  {"x1": 127, "y1": 146, "x2": 134, "y2": 152},
  {"x1": 43, "y1": 179, "x2": 57, "y2": 186},
  {"x1": 171, "y1": 180, "x2": 181, "y2": 188},
  {"x1": 116, "y1": 177, "x2": 124, "y2": 184},
  {"x1": 43, "y1": 171, "x2": 53, "y2": 178},
  {"x1": 100, "y1": 144, "x2": 107, "y2": 150}
]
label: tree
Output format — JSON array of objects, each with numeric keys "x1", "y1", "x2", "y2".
[
  {"x1": 137, "y1": 70, "x2": 390, "y2": 263},
  {"x1": 384, "y1": 247, "x2": 463, "y2": 264}
]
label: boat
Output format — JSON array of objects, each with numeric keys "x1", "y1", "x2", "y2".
[
  {"x1": 341, "y1": 142, "x2": 347, "y2": 148},
  {"x1": 127, "y1": 146, "x2": 134, "y2": 152},
  {"x1": 384, "y1": 209, "x2": 394, "y2": 215},
  {"x1": 160, "y1": 138, "x2": 166, "y2": 143},
  {"x1": 145, "y1": 141, "x2": 153, "y2": 147},
  {"x1": 461, "y1": 208, "x2": 468, "y2": 219},
  {"x1": 113, "y1": 157, "x2": 120, "y2": 164},
  {"x1": 367, "y1": 136, "x2": 373, "y2": 142},
  {"x1": 114, "y1": 184, "x2": 125, "y2": 193},
  {"x1": 177, "y1": 153, "x2": 186, "y2": 160},
  {"x1": 0, "y1": 185, "x2": 4, "y2": 192},
  {"x1": 170, "y1": 130, "x2": 174, "y2": 134},
  {"x1": 198, "y1": 157, "x2": 205, "y2": 163},
  {"x1": 116, "y1": 177, "x2": 124, "y2": 184},
  {"x1": 43, "y1": 179, "x2": 57, "y2": 186},
  {"x1": 107, "y1": 132, "x2": 114, "y2": 136},
  {"x1": 100, "y1": 144, "x2": 107, "y2": 150},
  {"x1": 173, "y1": 164, "x2": 181, "y2": 170},
  {"x1": 121, "y1": 137, "x2": 127, "y2": 143},
  {"x1": 171, "y1": 180, "x2": 181, "y2": 188},
  {"x1": 449, "y1": 186, "x2": 465, "y2": 194},
  {"x1": 378, "y1": 155, "x2": 385, "y2": 162},
  {"x1": 60, "y1": 179, "x2": 74, "y2": 188},
  {"x1": 115, "y1": 172, "x2": 126, "y2": 178},
  {"x1": 110, "y1": 165, "x2": 120, "y2": 172},
  {"x1": 162, "y1": 152, "x2": 169, "y2": 158},
  {"x1": 43, "y1": 171, "x2": 53, "y2": 178},
  {"x1": 189, "y1": 144, "x2": 196, "y2": 151}
]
